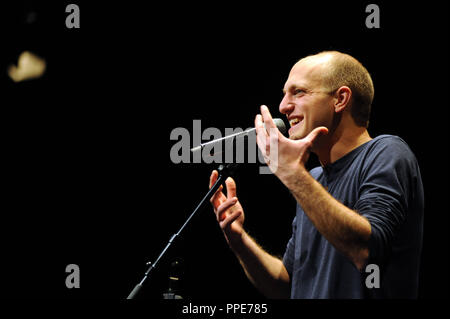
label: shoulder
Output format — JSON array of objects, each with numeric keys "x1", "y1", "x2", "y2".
[
  {"x1": 370, "y1": 134, "x2": 411, "y2": 150},
  {"x1": 361, "y1": 134, "x2": 420, "y2": 178},
  {"x1": 365, "y1": 135, "x2": 417, "y2": 163}
]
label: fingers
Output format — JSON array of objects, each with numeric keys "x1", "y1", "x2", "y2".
[
  {"x1": 210, "y1": 171, "x2": 238, "y2": 201},
  {"x1": 220, "y1": 210, "x2": 242, "y2": 229},
  {"x1": 304, "y1": 126, "x2": 329, "y2": 147},
  {"x1": 210, "y1": 185, "x2": 224, "y2": 208},
  {"x1": 259, "y1": 105, "x2": 276, "y2": 130},
  {"x1": 216, "y1": 197, "x2": 238, "y2": 221},
  {"x1": 255, "y1": 114, "x2": 269, "y2": 155},
  {"x1": 255, "y1": 113, "x2": 265, "y2": 131},
  {"x1": 255, "y1": 105, "x2": 286, "y2": 159},
  {"x1": 255, "y1": 105, "x2": 278, "y2": 137},
  {"x1": 209, "y1": 172, "x2": 241, "y2": 230},
  {"x1": 225, "y1": 177, "x2": 237, "y2": 199},
  {"x1": 209, "y1": 170, "x2": 218, "y2": 189},
  {"x1": 255, "y1": 114, "x2": 267, "y2": 143},
  {"x1": 209, "y1": 170, "x2": 225, "y2": 209}
]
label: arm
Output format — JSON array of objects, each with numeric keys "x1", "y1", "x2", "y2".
[
  {"x1": 231, "y1": 231, "x2": 290, "y2": 298},
  {"x1": 283, "y1": 167, "x2": 371, "y2": 271},
  {"x1": 255, "y1": 106, "x2": 371, "y2": 271},
  {"x1": 209, "y1": 171, "x2": 290, "y2": 298}
]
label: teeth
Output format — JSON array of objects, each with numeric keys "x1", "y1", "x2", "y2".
[{"x1": 289, "y1": 118, "x2": 300, "y2": 126}]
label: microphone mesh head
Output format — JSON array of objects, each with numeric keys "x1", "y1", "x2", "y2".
[{"x1": 273, "y1": 118, "x2": 287, "y2": 135}]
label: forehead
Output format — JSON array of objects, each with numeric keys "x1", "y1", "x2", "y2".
[{"x1": 283, "y1": 55, "x2": 331, "y2": 91}]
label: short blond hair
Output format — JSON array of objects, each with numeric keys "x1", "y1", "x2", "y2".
[{"x1": 301, "y1": 51, "x2": 374, "y2": 127}]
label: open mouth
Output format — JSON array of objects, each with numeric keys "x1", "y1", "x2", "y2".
[
  {"x1": 289, "y1": 116, "x2": 304, "y2": 127},
  {"x1": 289, "y1": 117, "x2": 302, "y2": 127},
  {"x1": 288, "y1": 117, "x2": 304, "y2": 135}
]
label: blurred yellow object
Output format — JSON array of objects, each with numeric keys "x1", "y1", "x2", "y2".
[{"x1": 7, "y1": 51, "x2": 47, "y2": 82}]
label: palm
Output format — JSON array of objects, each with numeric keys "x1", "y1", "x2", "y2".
[
  {"x1": 209, "y1": 171, "x2": 245, "y2": 245},
  {"x1": 255, "y1": 106, "x2": 328, "y2": 180}
]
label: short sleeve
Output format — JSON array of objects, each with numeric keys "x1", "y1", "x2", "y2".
[{"x1": 354, "y1": 137, "x2": 418, "y2": 266}]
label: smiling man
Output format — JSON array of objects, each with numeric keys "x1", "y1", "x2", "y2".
[{"x1": 209, "y1": 51, "x2": 424, "y2": 299}]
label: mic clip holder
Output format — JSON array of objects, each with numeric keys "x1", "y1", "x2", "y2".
[{"x1": 126, "y1": 163, "x2": 239, "y2": 299}]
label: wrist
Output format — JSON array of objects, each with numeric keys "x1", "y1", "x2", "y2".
[
  {"x1": 278, "y1": 164, "x2": 308, "y2": 191},
  {"x1": 228, "y1": 230, "x2": 249, "y2": 255}
]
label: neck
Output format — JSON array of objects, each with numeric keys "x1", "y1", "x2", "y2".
[{"x1": 314, "y1": 124, "x2": 372, "y2": 167}]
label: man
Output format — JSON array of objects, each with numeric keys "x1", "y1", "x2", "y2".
[{"x1": 209, "y1": 51, "x2": 424, "y2": 298}]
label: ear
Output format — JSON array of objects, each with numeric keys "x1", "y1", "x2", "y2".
[{"x1": 333, "y1": 86, "x2": 352, "y2": 113}]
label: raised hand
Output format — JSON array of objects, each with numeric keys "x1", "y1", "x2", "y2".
[
  {"x1": 209, "y1": 170, "x2": 245, "y2": 246},
  {"x1": 255, "y1": 105, "x2": 328, "y2": 184}
]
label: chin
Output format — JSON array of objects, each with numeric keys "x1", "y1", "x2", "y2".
[
  {"x1": 288, "y1": 126, "x2": 306, "y2": 140},
  {"x1": 289, "y1": 132, "x2": 305, "y2": 140}
]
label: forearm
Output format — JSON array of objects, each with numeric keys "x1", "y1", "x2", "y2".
[
  {"x1": 283, "y1": 167, "x2": 371, "y2": 271},
  {"x1": 230, "y1": 231, "x2": 290, "y2": 299}
]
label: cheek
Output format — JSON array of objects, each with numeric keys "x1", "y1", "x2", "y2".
[{"x1": 308, "y1": 102, "x2": 334, "y2": 128}]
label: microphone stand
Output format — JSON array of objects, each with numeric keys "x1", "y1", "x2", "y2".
[{"x1": 127, "y1": 163, "x2": 239, "y2": 299}]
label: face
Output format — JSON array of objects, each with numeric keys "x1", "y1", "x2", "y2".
[{"x1": 280, "y1": 59, "x2": 336, "y2": 140}]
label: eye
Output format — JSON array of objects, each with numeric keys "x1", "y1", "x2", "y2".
[{"x1": 294, "y1": 89, "x2": 306, "y2": 96}]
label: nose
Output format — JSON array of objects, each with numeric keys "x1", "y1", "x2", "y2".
[{"x1": 279, "y1": 93, "x2": 295, "y2": 115}]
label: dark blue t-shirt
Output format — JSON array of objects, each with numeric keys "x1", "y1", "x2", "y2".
[{"x1": 282, "y1": 135, "x2": 424, "y2": 299}]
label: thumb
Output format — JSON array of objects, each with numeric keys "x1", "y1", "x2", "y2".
[{"x1": 304, "y1": 126, "x2": 328, "y2": 145}]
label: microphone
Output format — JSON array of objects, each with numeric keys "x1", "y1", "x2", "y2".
[{"x1": 190, "y1": 118, "x2": 286, "y2": 153}]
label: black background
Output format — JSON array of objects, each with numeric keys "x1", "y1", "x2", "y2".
[{"x1": 0, "y1": 1, "x2": 448, "y2": 300}]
